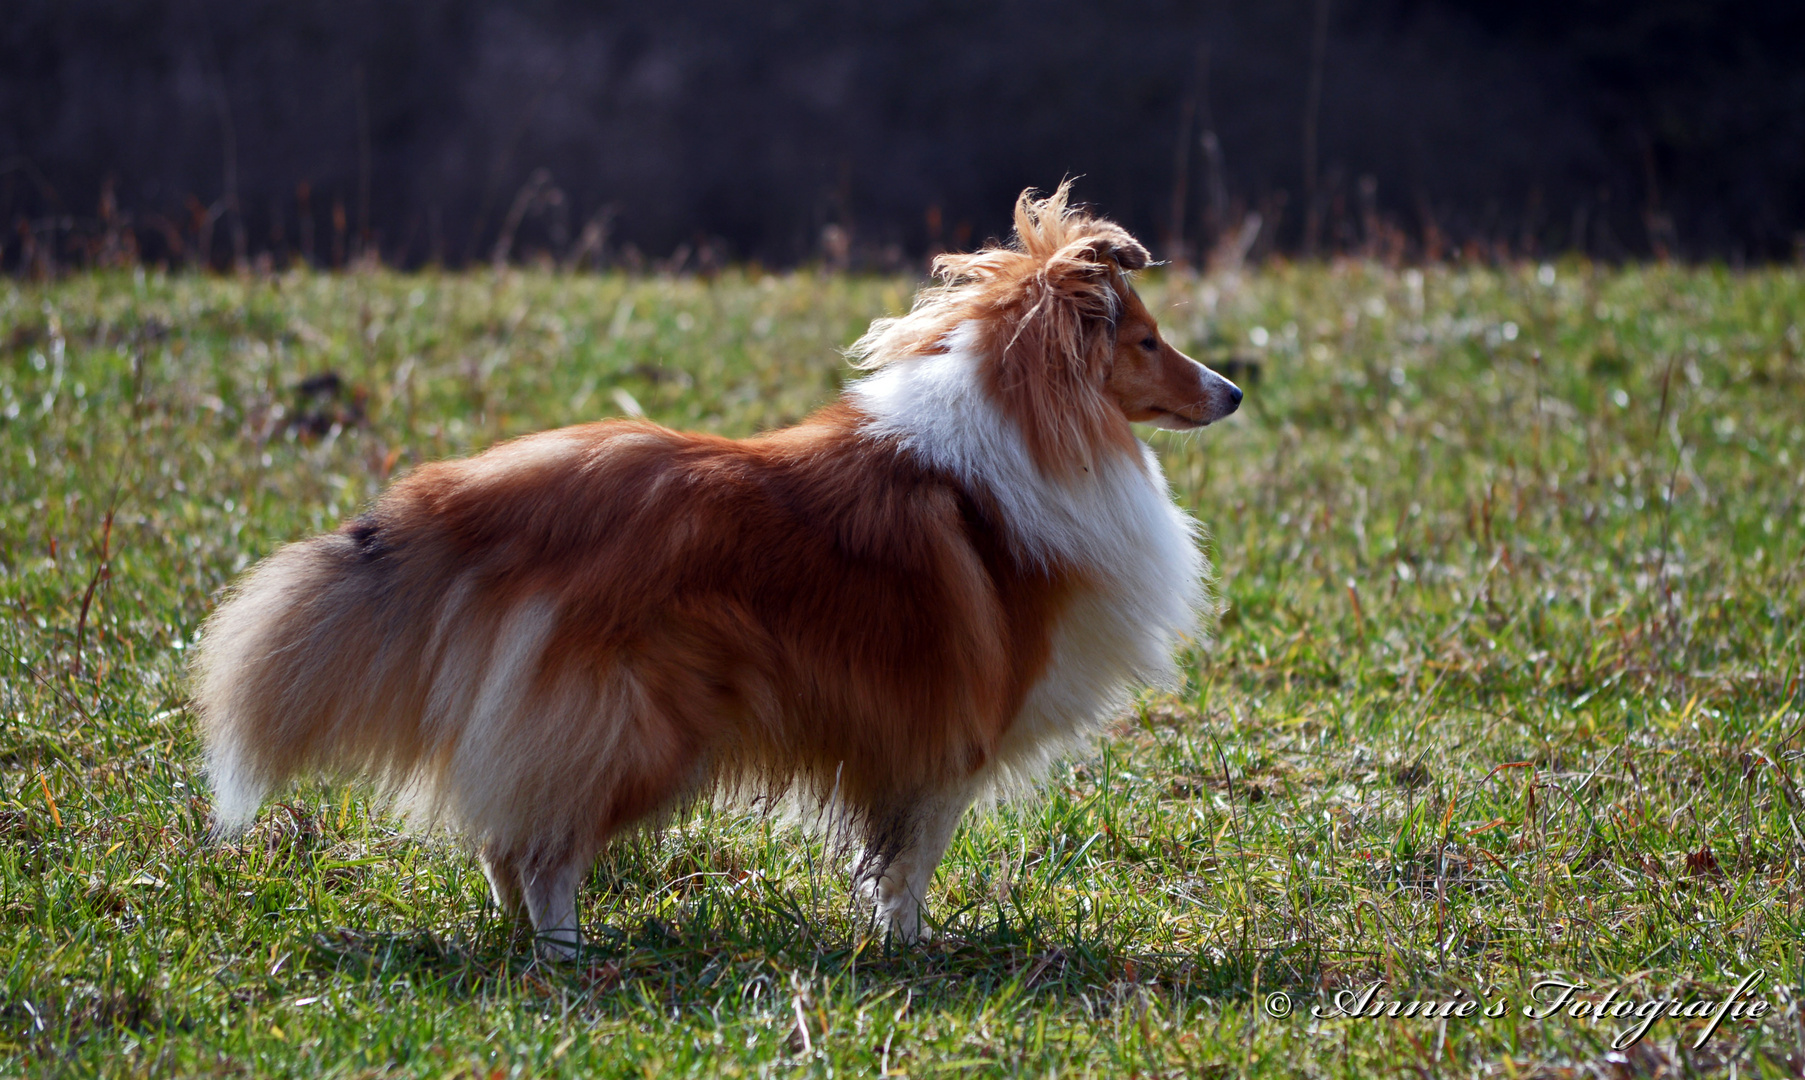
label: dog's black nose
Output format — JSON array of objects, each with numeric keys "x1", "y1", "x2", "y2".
[{"x1": 1229, "y1": 384, "x2": 1243, "y2": 408}]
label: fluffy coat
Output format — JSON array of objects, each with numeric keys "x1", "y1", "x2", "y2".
[{"x1": 192, "y1": 183, "x2": 1242, "y2": 952}]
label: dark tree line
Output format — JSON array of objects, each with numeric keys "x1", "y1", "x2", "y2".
[{"x1": 4, "y1": 0, "x2": 1801, "y2": 272}]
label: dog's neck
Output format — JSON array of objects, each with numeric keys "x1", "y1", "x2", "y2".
[{"x1": 846, "y1": 324, "x2": 1191, "y2": 578}]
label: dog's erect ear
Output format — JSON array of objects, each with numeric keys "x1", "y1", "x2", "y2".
[
  {"x1": 1046, "y1": 226, "x2": 1150, "y2": 282},
  {"x1": 1081, "y1": 224, "x2": 1151, "y2": 273}
]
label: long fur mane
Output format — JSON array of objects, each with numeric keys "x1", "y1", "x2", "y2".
[{"x1": 847, "y1": 182, "x2": 1152, "y2": 476}]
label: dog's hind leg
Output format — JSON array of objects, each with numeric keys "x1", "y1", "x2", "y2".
[
  {"x1": 858, "y1": 783, "x2": 977, "y2": 944},
  {"x1": 521, "y1": 849, "x2": 591, "y2": 959}
]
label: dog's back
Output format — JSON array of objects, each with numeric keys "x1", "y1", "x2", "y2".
[{"x1": 196, "y1": 411, "x2": 1064, "y2": 852}]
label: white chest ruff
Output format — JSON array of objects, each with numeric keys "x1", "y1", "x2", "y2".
[{"x1": 849, "y1": 336, "x2": 1208, "y2": 790}]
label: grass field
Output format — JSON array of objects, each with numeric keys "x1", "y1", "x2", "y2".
[{"x1": 2, "y1": 262, "x2": 1802, "y2": 1077}]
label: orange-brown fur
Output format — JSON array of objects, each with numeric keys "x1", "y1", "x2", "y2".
[{"x1": 192, "y1": 182, "x2": 1241, "y2": 952}]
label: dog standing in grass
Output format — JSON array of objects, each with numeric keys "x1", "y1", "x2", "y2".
[{"x1": 192, "y1": 184, "x2": 1242, "y2": 955}]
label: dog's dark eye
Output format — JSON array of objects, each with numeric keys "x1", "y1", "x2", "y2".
[{"x1": 1140, "y1": 336, "x2": 1157, "y2": 351}]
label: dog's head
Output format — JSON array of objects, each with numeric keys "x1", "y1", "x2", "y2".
[
  {"x1": 852, "y1": 182, "x2": 1240, "y2": 475},
  {"x1": 1099, "y1": 267, "x2": 1242, "y2": 432}
]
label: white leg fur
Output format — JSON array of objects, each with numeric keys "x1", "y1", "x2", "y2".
[
  {"x1": 862, "y1": 786, "x2": 975, "y2": 943},
  {"x1": 522, "y1": 856, "x2": 588, "y2": 959}
]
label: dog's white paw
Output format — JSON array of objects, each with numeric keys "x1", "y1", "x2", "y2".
[
  {"x1": 879, "y1": 902, "x2": 931, "y2": 944},
  {"x1": 869, "y1": 873, "x2": 932, "y2": 944},
  {"x1": 534, "y1": 929, "x2": 583, "y2": 961}
]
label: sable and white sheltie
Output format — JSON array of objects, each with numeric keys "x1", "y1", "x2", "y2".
[{"x1": 192, "y1": 184, "x2": 1241, "y2": 954}]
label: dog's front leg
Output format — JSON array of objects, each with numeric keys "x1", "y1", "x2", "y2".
[
  {"x1": 858, "y1": 785, "x2": 976, "y2": 943},
  {"x1": 521, "y1": 852, "x2": 590, "y2": 959}
]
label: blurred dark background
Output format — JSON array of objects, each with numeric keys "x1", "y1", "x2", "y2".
[{"x1": 5, "y1": 0, "x2": 1802, "y2": 272}]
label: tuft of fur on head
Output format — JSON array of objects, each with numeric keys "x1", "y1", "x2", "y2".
[{"x1": 848, "y1": 181, "x2": 1152, "y2": 476}]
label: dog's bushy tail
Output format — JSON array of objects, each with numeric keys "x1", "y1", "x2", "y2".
[{"x1": 191, "y1": 532, "x2": 431, "y2": 835}]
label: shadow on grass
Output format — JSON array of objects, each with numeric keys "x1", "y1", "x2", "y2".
[{"x1": 300, "y1": 888, "x2": 1329, "y2": 1017}]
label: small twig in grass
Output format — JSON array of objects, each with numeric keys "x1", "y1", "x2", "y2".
[
  {"x1": 1481, "y1": 760, "x2": 1535, "y2": 784},
  {"x1": 72, "y1": 508, "x2": 115, "y2": 678},
  {"x1": 73, "y1": 422, "x2": 136, "y2": 680},
  {"x1": 38, "y1": 771, "x2": 62, "y2": 828},
  {"x1": 1208, "y1": 730, "x2": 1243, "y2": 855}
]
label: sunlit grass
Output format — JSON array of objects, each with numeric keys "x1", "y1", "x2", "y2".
[{"x1": 3, "y1": 262, "x2": 1801, "y2": 1076}]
